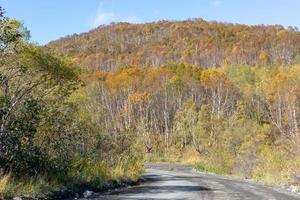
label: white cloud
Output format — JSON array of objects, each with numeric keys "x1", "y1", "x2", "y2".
[
  {"x1": 93, "y1": 12, "x2": 116, "y2": 27},
  {"x1": 92, "y1": 2, "x2": 140, "y2": 28}
]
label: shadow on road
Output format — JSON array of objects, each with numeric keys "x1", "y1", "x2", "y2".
[
  {"x1": 110, "y1": 185, "x2": 210, "y2": 195},
  {"x1": 104, "y1": 172, "x2": 211, "y2": 198},
  {"x1": 93, "y1": 166, "x2": 300, "y2": 200}
]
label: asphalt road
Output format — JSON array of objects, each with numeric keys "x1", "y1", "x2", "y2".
[{"x1": 90, "y1": 164, "x2": 300, "y2": 200}]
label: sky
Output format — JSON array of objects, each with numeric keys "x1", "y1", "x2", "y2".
[{"x1": 1, "y1": 0, "x2": 300, "y2": 45}]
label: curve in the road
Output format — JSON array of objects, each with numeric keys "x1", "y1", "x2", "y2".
[{"x1": 91, "y1": 165, "x2": 300, "y2": 200}]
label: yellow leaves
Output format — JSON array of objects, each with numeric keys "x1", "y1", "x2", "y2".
[
  {"x1": 181, "y1": 99, "x2": 198, "y2": 111},
  {"x1": 79, "y1": 71, "x2": 107, "y2": 83},
  {"x1": 106, "y1": 67, "x2": 144, "y2": 93},
  {"x1": 96, "y1": 65, "x2": 202, "y2": 96},
  {"x1": 48, "y1": 18, "x2": 300, "y2": 71},
  {"x1": 200, "y1": 68, "x2": 227, "y2": 88},
  {"x1": 90, "y1": 71, "x2": 107, "y2": 81},
  {"x1": 258, "y1": 50, "x2": 270, "y2": 66},
  {"x1": 253, "y1": 145, "x2": 291, "y2": 184},
  {"x1": 128, "y1": 91, "x2": 151, "y2": 105},
  {"x1": 262, "y1": 67, "x2": 300, "y2": 103},
  {"x1": 144, "y1": 67, "x2": 164, "y2": 84},
  {"x1": 0, "y1": 173, "x2": 10, "y2": 196},
  {"x1": 276, "y1": 29, "x2": 289, "y2": 37},
  {"x1": 168, "y1": 76, "x2": 184, "y2": 92},
  {"x1": 231, "y1": 45, "x2": 240, "y2": 54}
]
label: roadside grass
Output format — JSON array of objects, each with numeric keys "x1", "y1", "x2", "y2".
[
  {"x1": 194, "y1": 161, "x2": 230, "y2": 175},
  {"x1": 0, "y1": 175, "x2": 63, "y2": 199},
  {"x1": 0, "y1": 174, "x2": 10, "y2": 197},
  {"x1": 145, "y1": 147, "x2": 199, "y2": 164},
  {"x1": 146, "y1": 146, "x2": 300, "y2": 189},
  {"x1": 0, "y1": 160, "x2": 144, "y2": 199},
  {"x1": 194, "y1": 151, "x2": 300, "y2": 188}
]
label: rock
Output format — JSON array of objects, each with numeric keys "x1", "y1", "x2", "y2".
[
  {"x1": 13, "y1": 197, "x2": 22, "y2": 200},
  {"x1": 74, "y1": 193, "x2": 79, "y2": 198},
  {"x1": 287, "y1": 185, "x2": 299, "y2": 193},
  {"x1": 83, "y1": 190, "x2": 94, "y2": 198}
]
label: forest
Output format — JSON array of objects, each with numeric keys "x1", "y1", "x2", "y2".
[
  {"x1": 48, "y1": 19, "x2": 300, "y2": 71},
  {"x1": 1, "y1": 6, "x2": 300, "y2": 199},
  {"x1": 82, "y1": 63, "x2": 300, "y2": 184}
]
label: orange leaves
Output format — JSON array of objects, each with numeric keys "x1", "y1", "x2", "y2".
[
  {"x1": 98, "y1": 64, "x2": 202, "y2": 96},
  {"x1": 256, "y1": 66, "x2": 300, "y2": 137},
  {"x1": 263, "y1": 67, "x2": 300, "y2": 103},
  {"x1": 179, "y1": 99, "x2": 199, "y2": 112},
  {"x1": 48, "y1": 19, "x2": 300, "y2": 70},
  {"x1": 200, "y1": 68, "x2": 228, "y2": 88},
  {"x1": 79, "y1": 71, "x2": 107, "y2": 83},
  {"x1": 231, "y1": 45, "x2": 241, "y2": 55},
  {"x1": 105, "y1": 67, "x2": 144, "y2": 94},
  {"x1": 128, "y1": 92, "x2": 151, "y2": 105},
  {"x1": 259, "y1": 50, "x2": 270, "y2": 66}
]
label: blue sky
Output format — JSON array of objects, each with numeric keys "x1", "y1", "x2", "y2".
[{"x1": 1, "y1": 0, "x2": 300, "y2": 45}]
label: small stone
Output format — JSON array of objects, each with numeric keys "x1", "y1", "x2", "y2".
[
  {"x1": 13, "y1": 197, "x2": 22, "y2": 200},
  {"x1": 83, "y1": 190, "x2": 94, "y2": 198},
  {"x1": 287, "y1": 185, "x2": 299, "y2": 193}
]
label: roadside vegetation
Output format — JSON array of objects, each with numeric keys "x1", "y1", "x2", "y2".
[
  {"x1": 84, "y1": 63, "x2": 300, "y2": 186},
  {"x1": 1, "y1": 5, "x2": 300, "y2": 199},
  {"x1": 0, "y1": 8, "x2": 143, "y2": 199},
  {"x1": 48, "y1": 16, "x2": 300, "y2": 188}
]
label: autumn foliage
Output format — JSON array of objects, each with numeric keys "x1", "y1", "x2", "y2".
[
  {"x1": 46, "y1": 18, "x2": 300, "y2": 185},
  {"x1": 1, "y1": 8, "x2": 300, "y2": 198},
  {"x1": 48, "y1": 19, "x2": 300, "y2": 70},
  {"x1": 82, "y1": 63, "x2": 300, "y2": 185}
]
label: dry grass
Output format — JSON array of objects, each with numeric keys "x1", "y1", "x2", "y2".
[{"x1": 0, "y1": 173, "x2": 10, "y2": 198}]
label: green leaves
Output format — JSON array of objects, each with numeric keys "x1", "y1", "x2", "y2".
[
  {"x1": 0, "y1": 13, "x2": 82, "y2": 177},
  {"x1": 0, "y1": 16, "x2": 29, "y2": 54}
]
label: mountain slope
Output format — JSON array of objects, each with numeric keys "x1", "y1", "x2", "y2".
[{"x1": 47, "y1": 19, "x2": 300, "y2": 71}]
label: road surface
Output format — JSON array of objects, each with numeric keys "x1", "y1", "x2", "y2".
[{"x1": 89, "y1": 164, "x2": 300, "y2": 200}]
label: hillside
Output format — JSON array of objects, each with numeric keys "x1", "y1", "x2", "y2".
[
  {"x1": 3, "y1": 1, "x2": 300, "y2": 199},
  {"x1": 47, "y1": 19, "x2": 300, "y2": 71}
]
